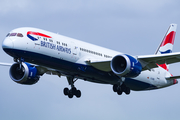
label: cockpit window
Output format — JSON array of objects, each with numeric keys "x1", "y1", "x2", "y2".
[
  {"x1": 10, "y1": 33, "x2": 17, "y2": 36},
  {"x1": 17, "y1": 33, "x2": 23, "y2": 37},
  {"x1": 7, "y1": 33, "x2": 24, "y2": 37},
  {"x1": 6, "y1": 33, "x2": 10, "y2": 37}
]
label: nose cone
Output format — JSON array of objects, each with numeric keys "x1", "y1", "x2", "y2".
[{"x1": 2, "y1": 37, "x2": 14, "y2": 49}]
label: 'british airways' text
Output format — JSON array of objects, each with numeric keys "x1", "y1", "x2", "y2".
[{"x1": 41, "y1": 41, "x2": 71, "y2": 54}]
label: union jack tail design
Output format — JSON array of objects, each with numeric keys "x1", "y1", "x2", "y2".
[{"x1": 155, "y1": 24, "x2": 177, "y2": 71}]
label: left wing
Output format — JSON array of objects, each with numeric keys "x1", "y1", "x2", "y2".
[
  {"x1": 87, "y1": 52, "x2": 180, "y2": 72},
  {"x1": 137, "y1": 52, "x2": 180, "y2": 70}
]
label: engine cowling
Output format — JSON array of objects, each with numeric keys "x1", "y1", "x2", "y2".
[
  {"x1": 9, "y1": 62, "x2": 40, "y2": 85},
  {"x1": 110, "y1": 54, "x2": 142, "y2": 78}
]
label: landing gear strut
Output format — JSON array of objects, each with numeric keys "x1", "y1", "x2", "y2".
[
  {"x1": 63, "y1": 76, "x2": 81, "y2": 98},
  {"x1": 113, "y1": 83, "x2": 130, "y2": 95}
]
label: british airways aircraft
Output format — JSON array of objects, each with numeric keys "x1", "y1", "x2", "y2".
[{"x1": 1, "y1": 24, "x2": 180, "y2": 98}]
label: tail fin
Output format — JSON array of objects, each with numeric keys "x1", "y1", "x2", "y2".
[
  {"x1": 155, "y1": 23, "x2": 177, "y2": 55},
  {"x1": 155, "y1": 23, "x2": 177, "y2": 71}
]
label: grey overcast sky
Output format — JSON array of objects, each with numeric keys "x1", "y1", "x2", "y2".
[{"x1": 0, "y1": 0, "x2": 180, "y2": 120}]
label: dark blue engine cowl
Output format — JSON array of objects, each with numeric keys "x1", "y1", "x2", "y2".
[
  {"x1": 110, "y1": 54, "x2": 142, "y2": 78},
  {"x1": 9, "y1": 62, "x2": 40, "y2": 85}
]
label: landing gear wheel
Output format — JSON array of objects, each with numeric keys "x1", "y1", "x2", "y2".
[
  {"x1": 113, "y1": 84, "x2": 131, "y2": 95},
  {"x1": 72, "y1": 87, "x2": 77, "y2": 95},
  {"x1": 63, "y1": 87, "x2": 69, "y2": 96},
  {"x1": 113, "y1": 84, "x2": 118, "y2": 92},
  {"x1": 65, "y1": 76, "x2": 82, "y2": 98},
  {"x1": 124, "y1": 87, "x2": 131, "y2": 95},
  {"x1": 68, "y1": 92, "x2": 73, "y2": 98},
  {"x1": 63, "y1": 87, "x2": 82, "y2": 98},
  {"x1": 75, "y1": 90, "x2": 81, "y2": 98},
  {"x1": 117, "y1": 88, "x2": 122, "y2": 95}
]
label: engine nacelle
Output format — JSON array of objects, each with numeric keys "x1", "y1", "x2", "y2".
[
  {"x1": 110, "y1": 54, "x2": 142, "y2": 78},
  {"x1": 9, "y1": 62, "x2": 40, "y2": 85}
]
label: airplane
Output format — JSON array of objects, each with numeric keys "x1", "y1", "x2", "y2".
[{"x1": 1, "y1": 23, "x2": 180, "y2": 98}]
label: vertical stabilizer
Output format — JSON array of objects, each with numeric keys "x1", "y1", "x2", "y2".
[
  {"x1": 155, "y1": 24, "x2": 177, "y2": 71},
  {"x1": 155, "y1": 24, "x2": 177, "y2": 55}
]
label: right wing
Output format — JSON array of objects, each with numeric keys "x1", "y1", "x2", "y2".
[
  {"x1": 0, "y1": 62, "x2": 12, "y2": 66},
  {"x1": 0, "y1": 62, "x2": 62, "y2": 77}
]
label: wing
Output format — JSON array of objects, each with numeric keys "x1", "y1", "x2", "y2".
[
  {"x1": 0, "y1": 62, "x2": 62, "y2": 77},
  {"x1": 137, "y1": 52, "x2": 180, "y2": 70},
  {"x1": 87, "y1": 52, "x2": 180, "y2": 72},
  {"x1": 86, "y1": 59, "x2": 111, "y2": 72},
  {"x1": 0, "y1": 62, "x2": 12, "y2": 66},
  {"x1": 36, "y1": 65, "x2": 62, "y2": 77}
]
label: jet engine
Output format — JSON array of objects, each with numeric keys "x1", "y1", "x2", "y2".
[
  {"x1": 9, "y1": 62, "x2": 40, "y2": 85},
  {"x1": 111, "y1": 54, "x2": 142, "y2": 78}
]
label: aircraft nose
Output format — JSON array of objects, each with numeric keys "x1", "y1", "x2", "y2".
[{"x1": 2, "y1": 37, "x2": 14, "y2": 49}]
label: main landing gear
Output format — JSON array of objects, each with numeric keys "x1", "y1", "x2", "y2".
[
  {"x1": 63, "y1": 76, "x2": 81, "y2": 98},
  {"x1": 113, "y1": 83, "x2": 131, "y2": 95}
]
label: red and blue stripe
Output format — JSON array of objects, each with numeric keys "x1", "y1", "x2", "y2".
[{"x1": 27, "y1": 31, "x2": 52, "y2": 41}]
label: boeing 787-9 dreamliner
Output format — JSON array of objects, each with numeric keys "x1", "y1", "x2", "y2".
[{"x1": 1, "y1": 24, "x2": 180, "y2": 98}]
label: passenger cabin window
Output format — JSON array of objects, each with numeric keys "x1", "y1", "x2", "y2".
[{"x1": 80, "y1": 47, "x2": 103, "y2": 57}]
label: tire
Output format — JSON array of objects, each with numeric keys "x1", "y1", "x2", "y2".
[
  {"x1": 72, "y1": 87, "x2": 77, "y2": 95},
  {"x1": 113, "y1": 84, "x2": 118, "y2": 92},
  {"x1": 68, "y1": 93, "x2": 73, "y2": 98},
  {"x1": 124, "y1": 87, "x2": 131, "y2": 95},
  {"x1": 75, "y1": 90, "x2": 81, "y2": 98},
  {"x1": 117, "y1": 87, "x2": 122, "y2": 95},
  {"x1": 63, "y1": 87, "x2": 69, "y2": 96},
  {"x1": 121, "y1": 84, "x2": 126, "y2": 92}
]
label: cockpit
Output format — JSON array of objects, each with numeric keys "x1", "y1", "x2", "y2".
[{"x1": 6, "y1": 33, "x2": 23, "y2": 37}]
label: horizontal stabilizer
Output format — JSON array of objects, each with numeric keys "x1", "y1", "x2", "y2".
[{"x1": 166, "y1": 75, "x2": 180, "y2": 80}]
